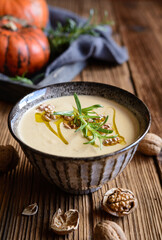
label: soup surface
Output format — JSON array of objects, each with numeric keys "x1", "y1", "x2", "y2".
[{"x1": 18, "y1": 95, "x2": 140, "y2": 157}]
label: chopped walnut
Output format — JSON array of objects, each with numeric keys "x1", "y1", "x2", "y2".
[
  {"x1": 63, "y1": 116, "x2": 74, "y2": 121},
  {"x1": 94, "y1": 114, "x2": 104, "y2": 120},
  {"x1": 71, "y1": 124, "x2": 77, "y2": 129},
  {"x1": 36, "y1": 104, "x2": 55, "y2": 113},
  {"x1": 44, "y1": 104, "x2": 55, "y2": 113},
  {"x1": 63, "y1": 119, "x2": 77, "y2": 129},
  {"x1": 87, "y1": 118, "x2": 93, "y2": 123},
  {"x1": 103, "y1": 137, "x2": 120, "y2": 146},
  {"x1": 101, "y1": 124, "x2": 112, "y2": 130},
  {"x1": 98, "y1": 124, "x2": 113, "y2": 135},
  {"x1": 36, "y1": 104, "x2": 46, "y2": 112},
  {"x1": 43, "y1": 113, "x2": 57, "y2": 121},
  {"x1": 63, "y1": 122, "x2": 71, "y2": 129},
  {"x1": 43, "y1": 114, "x2": 51, "y2": 121},
  {"x1": 36, "y1": 103, "x2": 56, "y2": 121}
]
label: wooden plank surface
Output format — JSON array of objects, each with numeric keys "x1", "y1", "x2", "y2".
[
  {"x1": 112, "y1": 0, "x2": 162, "y2": 173},
  {"x1": 0, "y1": 0, "x2": 162, "y2": 240}
]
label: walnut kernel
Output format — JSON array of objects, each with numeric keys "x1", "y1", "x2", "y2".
[{"x1": 102, "y1": 188, "x2": 137, "y2": 217}]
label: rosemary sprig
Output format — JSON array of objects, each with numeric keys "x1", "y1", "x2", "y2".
[
  {"x1": 53, "y1": 93, "x2": 117, "y2": 149},
  {"x1": 10, "y1": 75, "x2": 33, "y2": 85},
  {"x1": 48, "y1": 9, "x2": 114, "y2": 57},
  {"x1": 52, "y1": 111, "x2": 73, "y2": 116}
]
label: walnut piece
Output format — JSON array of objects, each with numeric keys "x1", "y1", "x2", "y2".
[
  {"x1": 36, "y1": 103, "x2": 56, "y2": 121},
  {"x1": 102, "y1": 188, "x2": 137, "y2": 217},
  {"x1": 36, "y1": 104, "x2": 55, "y2": 113},
  {"x1": 101, "y1": 124, "x2": 112, "y2": 130},
  {"x1": 94, "y1": 220, "x2": 127, "y2": 240},
  {"x1": 63, "y1": 121, "x2": 77, "y2": 129},
  {"x1": 51, "y1": 208, "x2": 79, "y2": 235},
  {"x1": 44, "y1": 104, "x2": 55, "y2": 113},
  {"x1": 63, "y1": 115, "x2": 74, "y2": 121},
  {"x1": 43, "y1": 112, "x2": 56, "y2": 121},
  {"x1": 0, "y1": 145, "x2": 19, "y2": 173},
  {"x1": 22, "y1": 203, "x2": 38, "y2": 216},
  {"x1": 36, "y1": 103, "x2": 46, "y2": 112},
  {"x1": 138, "y1": 133, "x2": 162, "y2": 156},
  {"x1": 103, "y1": 137, "x2": 120, "y2": 146},
  {"x1": 63, "y1": 122, "x2": 72, "y2": 129}
]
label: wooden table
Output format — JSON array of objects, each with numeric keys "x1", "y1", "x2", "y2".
[{"x1": 0, "y1": 0, "x2": 162, "y2": 239}]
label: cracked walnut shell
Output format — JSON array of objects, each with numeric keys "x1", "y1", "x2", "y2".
[
  {"x1": 102, "y1": 188, "x2": 137, "y2": 217},
  {"x1": 94, "y1": 220, "x2": 127, "y2": 240},
  {"x1": 22, "y1": 203, "x2": 38, "y2": 216},
  {"x1": 51, "y1": 208, "x2": 79, "y2": 235},
  {"x1": 0, "y1": 145, "x2": 19, "y2": 173}
]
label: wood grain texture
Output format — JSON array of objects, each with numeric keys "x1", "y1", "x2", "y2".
[
  {"x1": 0, "y1": 0, "x2": 162, "y2": 240},
  {"x1": 112, "y1": 0, "x2": 162, "y2": 174}
]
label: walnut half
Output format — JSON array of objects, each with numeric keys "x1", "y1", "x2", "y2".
[
  {"x1": 102, "y1": 188, "x2": 137, "y2": 217},
  {"x1": 51, "y1": 208, "x2": 79, "y2": 235}
]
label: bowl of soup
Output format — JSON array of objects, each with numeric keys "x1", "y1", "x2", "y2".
[{"x1": 8, "y1": 82, "x2": 151, "y2": 194}]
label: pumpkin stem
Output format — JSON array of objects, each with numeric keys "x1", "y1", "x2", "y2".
[
  {"x1": 1, "y1": 15, "x2": 31, "y2": 29},
  {"x1": 2, "y1": 21, "x2": 18, "y2": 31}
]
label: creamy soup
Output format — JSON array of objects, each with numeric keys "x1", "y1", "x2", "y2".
[{"x1": 18, "y1": 95, "x2": 140, "y2": 157}]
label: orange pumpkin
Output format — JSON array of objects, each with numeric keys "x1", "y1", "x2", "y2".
[
  {"x1": 0, "y1": 0, "x2": 49, "y2": 29},
  {"x1": 0, "y1": 16, "x2": 50, "y2": 76}
]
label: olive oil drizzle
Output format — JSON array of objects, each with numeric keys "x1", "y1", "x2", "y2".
[
  {"x1": 54, "y1": 118, "x2": 68, "y2": 145},
  {"x1": 111, "y1": 107, "x2": 126, "y2": 145},
  {"x1": 35, "y1": 113, "x2": 68, "y2": 145}
]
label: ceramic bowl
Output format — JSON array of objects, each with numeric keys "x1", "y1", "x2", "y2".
[{"x1": 8, "y1": 82, "x2": 151, "y2": 194}]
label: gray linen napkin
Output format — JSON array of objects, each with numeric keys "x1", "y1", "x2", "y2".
[{"x1": 45, "y1": 6, "x2": 128, "y2": 76}]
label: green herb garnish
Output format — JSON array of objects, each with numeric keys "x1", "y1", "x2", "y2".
[
  {"x1": 10, "y1": 75, "x2": 33, "y2": 85},
  {"x1": 53, "y1": 93, "x2": 117, "y2": 149},
  {"x1": 48, "y1": 9, "x2": 114, "y2": 57}
]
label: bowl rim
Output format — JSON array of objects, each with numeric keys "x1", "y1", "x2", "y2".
[{"x1": 8, "y1": 81, "x2": 151, "y2": 161}]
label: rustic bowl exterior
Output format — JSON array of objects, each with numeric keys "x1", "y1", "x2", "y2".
[
  {"x1": 21, "y1": 144, "x2": 138, "y2": 194},
  {"x1": 8, "y1": 82, "x2": 151, "y2": 194}
]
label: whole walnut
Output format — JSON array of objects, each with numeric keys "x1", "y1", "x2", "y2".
[
  {"x1": 94, "y1": 220, "x2": 127, "y2": 240},
  {"x1": 138, "y1": 133, "x2": 162, "y2": 156},
  {"x1": 0, "y1": 145, "x2": 19, "y2": 173}
]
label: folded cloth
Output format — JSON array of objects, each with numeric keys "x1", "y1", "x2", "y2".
[{"x1": 45, "y1": 6, "x2": 128, "y2": 76}]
